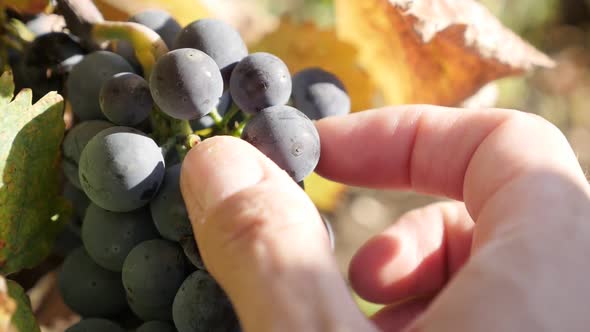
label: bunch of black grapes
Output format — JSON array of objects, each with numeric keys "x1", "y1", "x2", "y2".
[{"x1": 21, "y1": 8, "x2": 349, "y2": 332}]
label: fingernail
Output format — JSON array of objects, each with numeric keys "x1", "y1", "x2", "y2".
[{"x1": 181, "y1": 136, "x2": 265, "y2": 221}]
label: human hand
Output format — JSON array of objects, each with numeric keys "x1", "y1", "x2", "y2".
[{"x1": 180, "y1": 105, "x2": 590, "y2": 332}]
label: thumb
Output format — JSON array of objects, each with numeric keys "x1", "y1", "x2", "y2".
[{"x1": 180, "y1": 136, "x2": 374, "y2": 332}]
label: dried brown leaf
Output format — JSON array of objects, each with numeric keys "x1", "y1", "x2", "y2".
[{"x1": 335, "y1": 0, "x2": 555, "y2": 106}]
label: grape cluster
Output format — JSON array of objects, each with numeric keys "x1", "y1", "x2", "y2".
[{"x1": 18, "y1": 7, "x2": 348, "y2": 332}]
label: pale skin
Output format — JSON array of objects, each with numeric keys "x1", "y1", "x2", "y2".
[{"x1": 180, "y1": 105, "x2": 590, "y2": 332}]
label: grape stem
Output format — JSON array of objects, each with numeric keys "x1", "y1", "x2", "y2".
[
  {"x1": 185, "y1": 134, "x2": 201, "y2": 149},
  {"x1": 209, "y1": 109, "x2": 224, "y2": 129},
  {"x1": 220, "y1": 103, "x2": 241, "y2": 131},
  {"x1": 232, "y1": 117, "x2": 251, "y2": 137},
  {"x1": 92, "y1": 21, "x2": 168, "y2": 79}
]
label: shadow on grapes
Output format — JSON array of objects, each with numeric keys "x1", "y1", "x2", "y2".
[{"x1": 136, "y1": 162, "x2": 166, "y2": 201}]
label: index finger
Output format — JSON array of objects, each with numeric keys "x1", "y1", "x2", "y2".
[{"x1": 315, "y1": 105, "x2": 581, "y2": 217}]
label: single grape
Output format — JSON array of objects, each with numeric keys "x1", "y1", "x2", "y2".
[
  {"x1": 291, "y1": 67, "x2": 350, "y2": 120},
  {"x1": 190, "y1": 91, "x2": 232, "y2": 131},
  {"x1": 66, "y1": 318, "x2": 125, "y2": 332},
  {"x1": 122, "y1": 239, "x2": 187, "y2": 307},
  {"x1": 229, "y1": 52, "x2": 292, "y2": 114},
  {"x1": 99, "y1": 72, "x2": 153, "y2": 126},
  {"x1": 129, "y1": 9, "x2": 182, "y2": 48},
  {"x1": 59, "y1": 247, "x2": 127, "y2": 317},
  {"x1": 179, "y1": 237, "x2": 204, "y2": 270},
  {"x1": 82, "y1": 203, "x2": 160, "y2": 271},
  {"x1": 172, "y1": 270, "x2": 240, "y2": 332},
  {"x1": 78, "y1": 126, "x2": 165, "y2": 212},
  {"x1": 150, "y1": 48, "x2": 223, "y2": 120},
  {"x1": 173, "y1": 19, "x2": 248, "y2": 86},
  {"x1": 127, "y1": 296, "x2": 172, "y2": 322},
  {"x1": 62, "y1": 120, "x2": 114, "y2": 189},
  {"x1": 137, "y1": 321, "x2": 177, "y2": 332},
  {"x1": 241, "y1": 105, "x2": 320, "y2": 182},
  {"x1": 150, "y1": 164, "x2": 192, "y2": 242},
  {"x1": 67, "y1": 51, "x2": 134, "y2": 120}
]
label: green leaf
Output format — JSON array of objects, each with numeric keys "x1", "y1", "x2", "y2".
[
  {"x1": 7, "y1": 280, "x2": 41, "y2": 332},
  {"x1": 0, "y1": 70, "x2": 69, "y2": 275}
]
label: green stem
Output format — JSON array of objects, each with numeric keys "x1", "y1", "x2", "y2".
[
  {"x1": 209, "y1": 109, "x2": 223, "y2": 129},
  {"x1": 232, "y1": 118, "x2": 250, "y2": 137},
  {"x1": 220, "y1": 103, "x2": 241, "y2": 130},
  {"x1": 92, "y1": 21, "x2": 168, "y2": 78},
  {"x1": 185, "y1": 134, "x2": 201, "y2": 149},
  {"x1": 171, "y1": 116, "x2": 194, "y2": 138}
]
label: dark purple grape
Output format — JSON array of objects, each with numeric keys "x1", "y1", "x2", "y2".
[
  {"x1": 150, "y1": 48, "x2": 223, "y2": 120},
  {"x1": 173, "y1": 18, "x2": 247, "y2": 86},
  {"x1": 67, "y1": 51, "x2": 134, "y2": 120},
  {"x1": 62, "y1": 120, "x2": 114, "y2": 189},
  {"x1": 129, "y1": 9, "x2": 182, "y2": 49},
  {"x1": 78, "y1": 127, "x2": 165, "y2": 212},
  {"x1": 59, "y1": 247, "x2": 127, "y2": 317},
  {"x1": 291, "y1": 67, "x2": 350, "y2": 120},
  {"x1": 229, "y1": 52, "x2": 292, "y2": 114},
  {"x1": 99, "y1": 72, "x2": 153, "y2": 126},
  {"x1": 241, "y1": 105, "x2": 320, "y2": 182},
  {"x1": 82, "y1": 204, "x2": 159, "y2": 271},
  {"x1": 172, "y1": 270, "x2": 239, "y2": 332},
  {"x1": 150, "y1": 164, "x2": 192, "y2": 242},
  {"x1": 122, "y1": 239, "x2": 187, "y2": 308}
]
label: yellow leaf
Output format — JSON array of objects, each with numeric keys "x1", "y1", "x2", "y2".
[
  {"x1": 304, "y1": 173, "x2": 346, "y2": 212},
  {"x1": 334, "y1": 0, "x2": 555, "y2": 106},
  {"x1": 251, "y1": 19, "x2": 378, "y2": 113},
  {"x1": 94, "y1": 0, "x2": 209, "y2": 26}
]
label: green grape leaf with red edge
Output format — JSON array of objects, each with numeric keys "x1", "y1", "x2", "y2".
[{"x1": 0, "y1": 71, "x2": 70, "y2": 275}]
